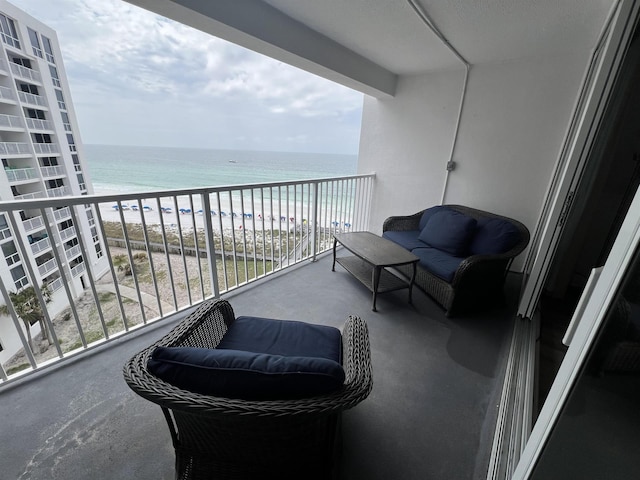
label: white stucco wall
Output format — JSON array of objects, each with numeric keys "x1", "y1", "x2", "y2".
[{"x1": 359, "y1": 52, "x2": 591, "y2": 270}]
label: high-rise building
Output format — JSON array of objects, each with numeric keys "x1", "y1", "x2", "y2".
[{"x1": 0, "y1": 0, "x2": 107, "y2": 363}]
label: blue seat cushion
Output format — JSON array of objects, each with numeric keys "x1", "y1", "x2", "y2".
[
  {"x1": 148, "y1": 347, "x2": 345, "y2": 400},
  {"x1": 412, "y1": 247, "x2": 465, "y2": 282},
  {"x1": 470, "y1": 218, "x2": 521, "y2": 255},
  {"x1": 418, "y1": 209, "x2": 477, "y2": 256},
  {"x1": 382, "y1": 230, "x2": 427, "y2": 251},
  {"x1": 217, "y1": 316, "x2": 342, "y2": 363}
]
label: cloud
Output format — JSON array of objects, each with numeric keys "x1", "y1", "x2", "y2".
[{"x1": 8, "y1": 0, "x2": 363, "y2": 153}]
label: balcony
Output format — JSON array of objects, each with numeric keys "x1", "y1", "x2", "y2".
[
  {"x1": 40, "y1": 165, "x2": 65, "y2": 178},
  {"x1": 9, "y1": 62, "x2": 42, "y2": 84},
  {"x1": 5, "y1": 167, "x2": 37, "y2": 183},
  {"x1": 26, "y1": 117, "x2": 53, "y2": 131},
  {"x1": 23, "y1": 215, "x2": 45, "y2": 233},
  {"x1": 0, "y1": 174, "x2": 520, "y2": 479},
  {"x1": 33, "y1": 142, "x2": 59, "y2": 155},
  {"x1": 14, "y1": 191, "x2": 45, "y2": 201},
  {"x1": 0, "y1": 85, "x2": 15, "y2": 102},
  {"x1": 18, "y1": 91, "x2": 46, "y2": 108},
  {"x1": 0, "y1": 141, "x2": 30, "y2": 156},
  {"x1": 30, "y1": 237, "x2": 51, "y2": 255},
  {"x1": 46, "y1": 185, "x2": 70, "y2": 197},
  {"x1": 0, "y1": 113, "x2": 24, "y2": 130}
]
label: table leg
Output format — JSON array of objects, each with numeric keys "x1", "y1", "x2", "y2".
[
  {"x1": 372, "y1": 266, "x2": 381, "y2": 311},
  {"x1": 409, "y1": 262, "x2": 417, "y2": 304},
  {"x1": 332, "y1": 237, "x2": 338, "y2": 271}
]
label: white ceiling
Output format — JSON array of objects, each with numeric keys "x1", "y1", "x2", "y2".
[
  {"x1": 263, "y1": 0, "x2": 615, "y2": 72},
  {"x1": 127, "y1": 0, "x2": 616, "y2": 96}
]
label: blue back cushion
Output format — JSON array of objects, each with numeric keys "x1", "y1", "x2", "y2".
[
  {"x1": 411, "y1": 247, "x2": 465, "y2": 282},
  {"x1": 469, "y1": 218, "x2": 521, "y2": 255},
  {"x1": 148, "y1": 347, "x2": 345, "y2": 400},
  {"x1": 418, "y1": 206, "x2": 448, "y2": 231},
  {"x1": 218, "y1": 316, "x2": 342, "y2": 363},
  {"x1": 419, "y1": 209, "x2": 477, "y2": 256},
  {"x1": 148, "y1": 317, "x2": 345, "y2": 400},
  {"x1": 382, "y1": 230, "x2": 427, "y2": 250}
]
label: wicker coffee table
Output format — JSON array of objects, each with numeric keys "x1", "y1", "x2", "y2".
[{"x1": 333, "y1": 232, "x2": 419, "y2": 311}]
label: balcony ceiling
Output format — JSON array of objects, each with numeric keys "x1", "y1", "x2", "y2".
[{"x1": 127, "y1": 0, "x2": 615, "y2": 96}]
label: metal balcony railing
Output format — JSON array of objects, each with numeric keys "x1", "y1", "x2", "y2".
[
  {"x1": 18, "y1": 91, "x2": 46, "y2": 107},
  {"x1": 10, "y1": 63, "x2": 42, "y2": 83},
  {"x1": 0, "y1": 113, "x2": 23, "y2": 129},
  {"x1": 0, "y1": 142, "x2": 30, "y2": 155},
  {"x1": 5, "y1": 167, "x2": 37, "y2": 183},
  {"x1": 26, "y1": 118, "x2": 53, "y2": 131},
  {"x1": 0, "y1": 174, "x2": 374, "y2": 384},
  {"x1": 14, "y1": 191, "x2": 45, "y2": 201},
  {"x1": 65, "y1": 244, "x2": 81, "y2": 259},
  {"x1": 34, "y1": 143, "x2": 59, "y2": 155},
  {"x1": 30, "y1": 237, "x2": 51, "y2": 255},
  {"x1": 37, "y1": 257, "x2": 58, "y2": 276},
  {"x1": 47, "y1": 186, "x2": 70, "y2": 198},
  {"x1": 40, "y1": 165, "x2": 65, "y2": 178},
  {"x1": 0, "y1": 85, "x2": 14, "y2": 102},
  {"x1": 23, "y1": 215, "x2": 45, "y2": 233}
]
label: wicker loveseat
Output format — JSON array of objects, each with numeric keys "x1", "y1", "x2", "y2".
[
  {"x1": 123, "y1": 299, "x2": 372, "y2": 480},
  {"x1": 383, "y1": 205, "x2": 530, "y2": 316}
]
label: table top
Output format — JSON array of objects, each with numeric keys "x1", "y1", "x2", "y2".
[{"x1": 334, "y1": 231, "x2": 418, "y2": 267}]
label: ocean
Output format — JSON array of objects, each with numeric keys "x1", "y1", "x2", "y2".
[{"x1": 83, "y1": 144, "x2": 358, "y2": 195}]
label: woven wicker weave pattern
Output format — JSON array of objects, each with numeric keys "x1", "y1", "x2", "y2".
[{"x1": 123, "y1": 299, "x2": 373, "y2": 479}]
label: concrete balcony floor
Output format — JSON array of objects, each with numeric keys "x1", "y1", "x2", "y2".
[{"x1": 0, "y1": 251, "x2": 520, "y2": 480}]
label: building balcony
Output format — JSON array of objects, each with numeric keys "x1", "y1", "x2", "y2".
[
  {"x1": 0, "y1": 113, "x2": 24, "y2": 131},
  {"x1": 30, "y1": 236, "x2": 51, "y2": 256},
  {"x1": 18, "y1": 91, "x2": 46, "y2": 108},
  {"x1": 14, "y1": 191, "x2": 45, "y2": 201},
  {"x1": 23, "y1": 215, "x2": 45, "y2": 233},
  {"x1": 40, "y1": 165, "x2": 65, "y2": 178},
  {"x1": 26, "y1": 117, "x2": 53, "y2": 132},
  {"x1": 0, "y1": 85, "x2": 15, "y2": 103},
  {"x1": 33, "y1": 143, "x2": 59, "y2": 155},
  {"x1": 46, "y1": 185, "x2": 70, "y2": 197},
  {"x1": 9, "y1": 62, "x2": 42, "y2": 84},
  {"x1": 5, "y1": 167, "x2": 38, "y2": 183},
  {"x1": 0, "y1": 174, "x2": 520, "y2": 479},
  {"x1": 0, "y1": 141, "x2": 31, "y2": 156}
]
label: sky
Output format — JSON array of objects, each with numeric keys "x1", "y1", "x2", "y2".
[{"x1": 8, "y1": 0, "x2": 364, "y2": 154}]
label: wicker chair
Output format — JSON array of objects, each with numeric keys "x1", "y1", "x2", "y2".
[
  {"x1": 383, "y1": 205, "x2": 530, "y2": 316},
  {"x1": 123, "y1": 299, "x2": 373, "y2": 480}
]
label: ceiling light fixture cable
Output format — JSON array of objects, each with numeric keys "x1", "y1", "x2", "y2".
[{"x1": 406, "y1": 0, "x2": 470, "y2": 204}]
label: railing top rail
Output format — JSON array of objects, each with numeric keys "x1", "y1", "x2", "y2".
[{"x1": 0, "y1": 173, "x2": 375, "y2": 212}]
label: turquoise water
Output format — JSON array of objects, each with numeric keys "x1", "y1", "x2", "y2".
[{"x1": 83, "y1": 144, "x2": 358, "y2": 194}]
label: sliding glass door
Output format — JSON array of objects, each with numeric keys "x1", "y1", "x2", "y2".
[{"x1": 513, "y1": 183, "x2": 640, "y2": 478}]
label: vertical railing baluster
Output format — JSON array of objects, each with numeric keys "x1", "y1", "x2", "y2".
[
  {"x1": 95, "y1": 201, "x2": 129, "y2": 331},
  {"x1": 229, "y1": 191, "x2": 239, "y2": 288},
  {"x1": 201, "y1": 192, "x2": 219, "y2": 298},
  {"x1": 74, "y1": 203, "x2": 109, "y2": 340},
  {"x1": 138, "y1": 198, "x2": 164, "y2": 317},
  {"x1": 117, "y1": 200, "x2": 147, "y2": 325},
  {"x1": 311, "y1": 182, "x2": 318, "y2": 261},
  {"x1": 216, "y1": 192, "x2": 228, "y2": 292}
]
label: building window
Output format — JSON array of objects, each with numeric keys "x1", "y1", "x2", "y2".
[
  {"x1": 49, "y1": 65, "x2": 60, "y2": 87},
  {"x1": 55, "y1": 88, "x2": 65, "y2": 110},
  {"x1": 40, "y1": 157, "x2": 59, "y2": 167},
  {"x1": 42, "y1": 36, "x2": 54, "y2": 63},
  {"x1": 12, "y1": 56, "x2": 31, "y2": 68},
  {"x1": 2, "y1": 241, "x2": 19, "y2": 265},
  {"x1": 26, "y1": 108, "x2": 46, "y2": 120},
  {"x1": 20, "y1": 83, "x2": 38, "y2": 95},
  {"x1": 0, "y1": 14, "x2": 20, "y2": 49},
  {"x1": 33, "y1": 133, "x2": 52, "y2": 144},
  {"x1": 10, "y1": 265, "x2": 28, "y2": 290},
  {"x1": 48, "y1": 178, "x2": 64, "y2": 189},
  {"x1": 28, "y1": 28, "x2": 42, "y2": 58}
]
